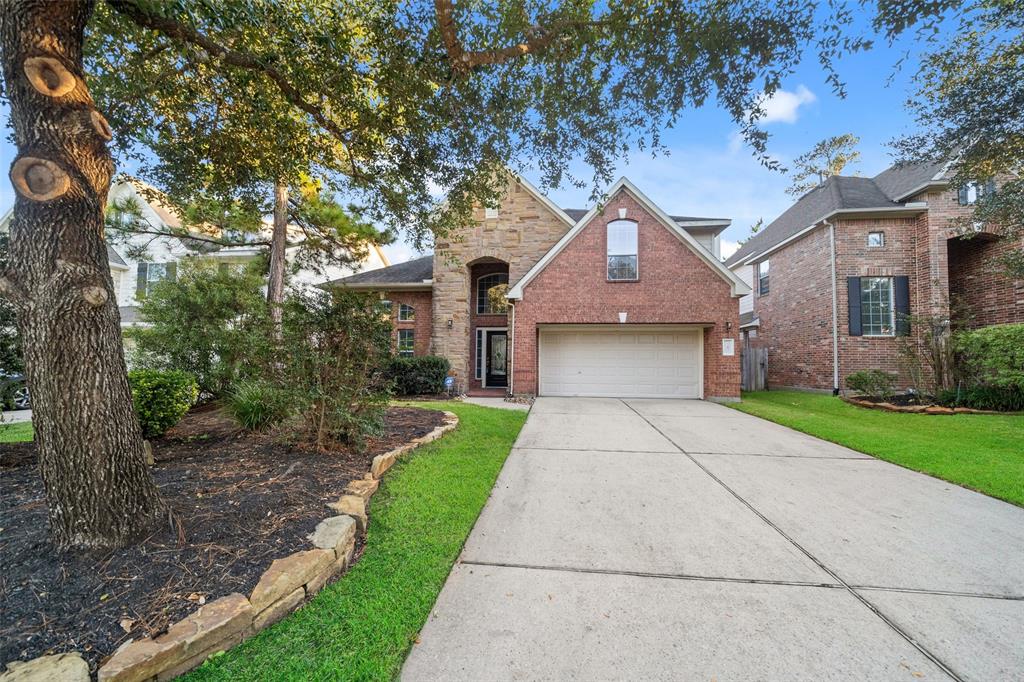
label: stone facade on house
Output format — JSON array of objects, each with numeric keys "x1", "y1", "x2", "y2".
[
  {"x1": 728, "y1": 162, "x2": 1024, "y2": 392},
  {"x1": 430, "y1": 176, "x2": 574, "y2": 389}
]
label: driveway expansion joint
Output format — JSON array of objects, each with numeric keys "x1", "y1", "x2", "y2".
[
  {"x1": 619, "y1": 399, "x2": 966, "y2": 682},
  {"x1": 459, "y1": 559, "x2": 843, "y2": 589}
]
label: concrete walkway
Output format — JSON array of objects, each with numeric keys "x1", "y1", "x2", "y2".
[{"x1": 403, "y1": 397, "x2": 1024, "y2": 681}]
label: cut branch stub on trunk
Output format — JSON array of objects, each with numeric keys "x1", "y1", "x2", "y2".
[
  {"x1": 90, "y1": 109, "x2": 113, "y2": 140},
  {"x1": 10, "y1": 157, "x2": 71, "y2": 202},
  {"x1": 23, "y1": 55, "x2": 77, "y2": 97}
]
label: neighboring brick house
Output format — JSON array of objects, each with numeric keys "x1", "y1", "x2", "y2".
[
  {"x1": 330, "y1": 175, "x2": 749, "y2": 400},
  {"x1": 725, "y1": 161, "x2": 1024, "y2": 392}
]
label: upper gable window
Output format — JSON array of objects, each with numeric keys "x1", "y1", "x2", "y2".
[
  {"x1": 607, "y1": 220, "x2": 638, "y2": 281},
  {"x1": 867, "y1": 231, "x2": 885, "y2": 248},
  {"x1": 484, "y1": 206, "x2": 499, "y2": 219}
]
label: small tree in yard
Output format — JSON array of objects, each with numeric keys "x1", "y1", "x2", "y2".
[
  {"x1": 0, "y1": 0, "x2": 971, "y2": 549},
  {"x1": 129, "y1": 259, "x2": 269, "y2": 398},
  {"x1": 279, "y1": 290, "x2": 393, "y2": 452}
]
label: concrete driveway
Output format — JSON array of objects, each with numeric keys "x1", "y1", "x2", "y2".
[{"x1": 402, "y1": 398, "x2": 1024, "y2": 681}]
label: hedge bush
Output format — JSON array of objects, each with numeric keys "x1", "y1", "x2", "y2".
[
  {"x1": 128, "y1": 369, "x2": 198, "y2": 438},
  {"x1": 937, "y1": 385, "x2": 1024, "y2": 412},
  {"x1": 387, "y1": 355, "x2": 451, "y2": 395},
  {"x1": 227, "y1": 380, "x2": 292, "y2": 430},
  {"x1": 845, "y1": 369, "x2": 896, "y2": 399},
  {"x1": 954, "y1": 323, "x2": 1024, "y2": 390}
]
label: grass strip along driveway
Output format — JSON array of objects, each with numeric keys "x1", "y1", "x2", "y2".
[
  {"x1": 0, "y1": 421, "x2": 33, "y2": 442},
  {"x1": 731, "y1": 390, "x2": 1024, "y2": 507},
  {"x1": 186, "y1": 401, "x2": 526, "y2": 681}
]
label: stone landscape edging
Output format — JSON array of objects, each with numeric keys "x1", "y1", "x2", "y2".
[
  {"x1": 841, "y1": 396, "x2": 1017, "y2": 415},
  {"x1": 0, "y1": 410, "x2": 459, "y2": 682}
]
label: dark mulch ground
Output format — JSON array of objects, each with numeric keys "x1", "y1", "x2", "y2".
[{"x1": 0, "y1": 405, "x2": 445, "y2": 675}]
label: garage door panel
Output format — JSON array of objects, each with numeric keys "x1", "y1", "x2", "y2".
[{"x1": 539, "y1": 327, "x2": 702, "y2": 399}]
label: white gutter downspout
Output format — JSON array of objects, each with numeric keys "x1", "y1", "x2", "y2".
[
  {"x1": 507, "y1": 301, "x2": 515, "y2": 396},
  {"x1": 827, "y1": 221, "x2": 840, "y2": 395}
]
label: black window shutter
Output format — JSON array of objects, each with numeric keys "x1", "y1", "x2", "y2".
[
  {"x1": 957, "y1": 186, "x2": 970, "y2": 205},
  {"x1": 847, "y1": 277, "x2": 863, "y2": 336},
  {"x1": 894, "y1": 276, "x2": 911, "y2": 336},
  {"x1": 984, "y1": 179, "x2": 996, "y2": 197},
  {"x1": 136, "y1": 262, "x2": 148, "y2": 299}
]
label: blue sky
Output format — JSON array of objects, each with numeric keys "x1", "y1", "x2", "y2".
[{"x1": 0, "y1": 18, "x2": 933, "y2": 265}]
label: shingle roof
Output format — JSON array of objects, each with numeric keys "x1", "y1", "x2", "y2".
[
  {"x1": 107, "y1": 245, "x2": 126, "y2": 267},
  {"x1": 725, "y1": 160, "x2": 946, "y2": 267},
  {"x1": 328, "y1": 254, "x2": 433, "y2": 286}
]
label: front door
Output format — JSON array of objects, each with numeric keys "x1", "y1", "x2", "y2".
[{"x1": 485, "y1": 331, "x2": 508, "y2": 388}]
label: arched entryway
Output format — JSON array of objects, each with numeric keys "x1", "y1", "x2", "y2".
[{"x1": 468, "y1": 258, "x2": 510, "y2": 392}]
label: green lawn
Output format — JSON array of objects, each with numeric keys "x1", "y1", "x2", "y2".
[
  {"x1": 731, "y1": 391, "x2": 1024, "y2": 506},
  {"x1": 187, "y1": 401, "x2": 527, "y2": 681},
  {"x1": 0, "y1": 421, "x2": 33, "y2": 442}
]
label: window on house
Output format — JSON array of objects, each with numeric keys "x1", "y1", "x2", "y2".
[
  {"x1": 484, "y1": 206, "x2": 499, "y2": 219},
  {"x1": 958, "y1": 180, "x2": 996, "y2": 206},
  {"x1": 607, "y1": 220, "x2": 638, "y2": 281},
  {"x1": 398, "y1": 303, "x2": 415, "y2": 321},
  {"x1": 867, "y1": 232, "x2": 885, "y2": 248},
  {"x1": 137, "y1": 261, "x2": 175, "y2": 298},
  {"x1": 397, "y1": 329, "x2": 415, "y2": 356},
  {"x1": 378, "y1": 299, "x2": 393, "y2": 316},
  {"x1": 860, "y1": 277, "x2": 895, "y2": 336},
  {"x1": 757, "y1": 260, "x2": 770, "y2": 295},
  {"x1": 477, "y1": 273, "x2": 509, "y2": 314}
]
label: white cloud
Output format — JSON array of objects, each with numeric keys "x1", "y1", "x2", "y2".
[
  {"x1": 720, "y1": 239, "x2": 740, "y2": 260},
  {"x1": 755, "y1": 85, "x2": 816, "y2": 124}
]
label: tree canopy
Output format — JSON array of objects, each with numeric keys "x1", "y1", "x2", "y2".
[{"x1": 786, "y1": 134, "x2": 861, "y2": 197}]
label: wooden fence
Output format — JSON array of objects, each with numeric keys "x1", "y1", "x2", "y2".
[{"x1": 741, "y1": 347, "x2": 767, "y2": 392}]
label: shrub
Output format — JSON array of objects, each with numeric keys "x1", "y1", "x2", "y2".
[
  {"x1": 128, "y1": 258, "x2": 270, "y2": 398},
  {"x1": 937, "y1": 386, "x2": 1024, "y2": 412},
  {"x1": 845, "y1": 369, "x2": 896, "y2": 399},
  {"x1": 387, "y1": 355, "x2": 451, "y2": 395},
  {"x1": 954, "y1": 324, "x2": 1024, "y2": 391},
  {"x1": 278, "y1": 289, "x2": 393, "y2": 451},
  {"x1": 128, "y1": 369, "x2": 198, "y2": 438},
  {"x1": 227, "y1": 380, "x2": 292, "y2": 430}
]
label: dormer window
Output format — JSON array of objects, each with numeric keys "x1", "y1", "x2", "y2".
[
  {"x1": 484, "y1": 206, "x2": 499, "y2": 219},
  {"x1": 607, "y1": 220, "x2": 638, "y2": 281}
]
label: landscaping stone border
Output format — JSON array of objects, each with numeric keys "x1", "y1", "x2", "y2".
[
  {"x1": 0, "y1": 411, "x2": 459, "y2": 682},
  {"x1": 841, "y1": 396, "x2": 1017, "y2": 415}
]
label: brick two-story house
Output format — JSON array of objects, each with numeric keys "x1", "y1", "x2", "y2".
[
  {"x1": 330, "y1": 175, "x2": 749, "y2": 400},
  {"x1": 725, "y1": 160, "x2": 1024, "y2": 392}
]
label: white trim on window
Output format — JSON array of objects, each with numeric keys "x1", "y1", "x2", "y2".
[
  {"x1": 398, "y1": 303, "x2": 415, "y2": 321},
  {"x1": 397, "y1": 329, "x2": 415, "y2": 356},
  {"x1": 607, "y1": 219, "x2": 639, "y2": 281}
]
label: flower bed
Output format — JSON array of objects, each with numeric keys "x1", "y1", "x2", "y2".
[{"x1": 0, "y1": 406, "x2": 456, "y2": 680}]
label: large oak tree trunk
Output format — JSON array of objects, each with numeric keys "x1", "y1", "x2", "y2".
[
  {"x1": 1, "y1": 0, "x2": 164, "y2": 549},
  {"x1": 267, "y1": 179, "x2": 288, "y2": 335}
]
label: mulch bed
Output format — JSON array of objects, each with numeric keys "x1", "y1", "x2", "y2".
[{"x1": 0, "y1": 405, "x2": 445, "y2": 675}]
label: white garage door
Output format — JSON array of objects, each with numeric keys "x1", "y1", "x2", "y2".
[{"x1": 538, "y1": 327, "x2": 702, "y2": 398}]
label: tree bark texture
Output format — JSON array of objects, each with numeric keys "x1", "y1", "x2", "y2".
[
  {"x1": 267, "y1": 180, "x2": 288, "y2": 334},
  {"x1": 0, "y1": 0, "x2": 164, "y2": 549}
]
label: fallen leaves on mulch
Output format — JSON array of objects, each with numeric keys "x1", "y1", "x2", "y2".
[{"x1": 0, "y1": 405, "x2": 445, "y2": 675}]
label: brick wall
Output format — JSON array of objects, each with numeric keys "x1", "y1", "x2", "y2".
[
  {"x1": 431, "y1": 176, "x2": 572, "y2": 385},
  {"x1": 379, "y1": 290, "x2": 432, "y2": 356},
  {"x1": 749, "y1": 226, "x2": 835, "y2": 390},
  {"x1": 948, "y1": 235, "x2": 1024, "y2": 327},
  {"x1": 511, "y1": 190, "x2": 741, "y2": 398}
]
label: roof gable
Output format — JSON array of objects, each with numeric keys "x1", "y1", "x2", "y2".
[{"x1": 508, "y1": 177, "x2": 749, "y2": 299}]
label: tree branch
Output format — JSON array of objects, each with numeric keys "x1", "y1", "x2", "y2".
[
  {"x1": 107, "y1": 224, "x2": 273, "y2": 249},
  {"x1": 107, "y1": 0, "x2": 354, "y2": 147},
  {"x1": 433, "y1": 0, "x2": 596, "y2": 72}
]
